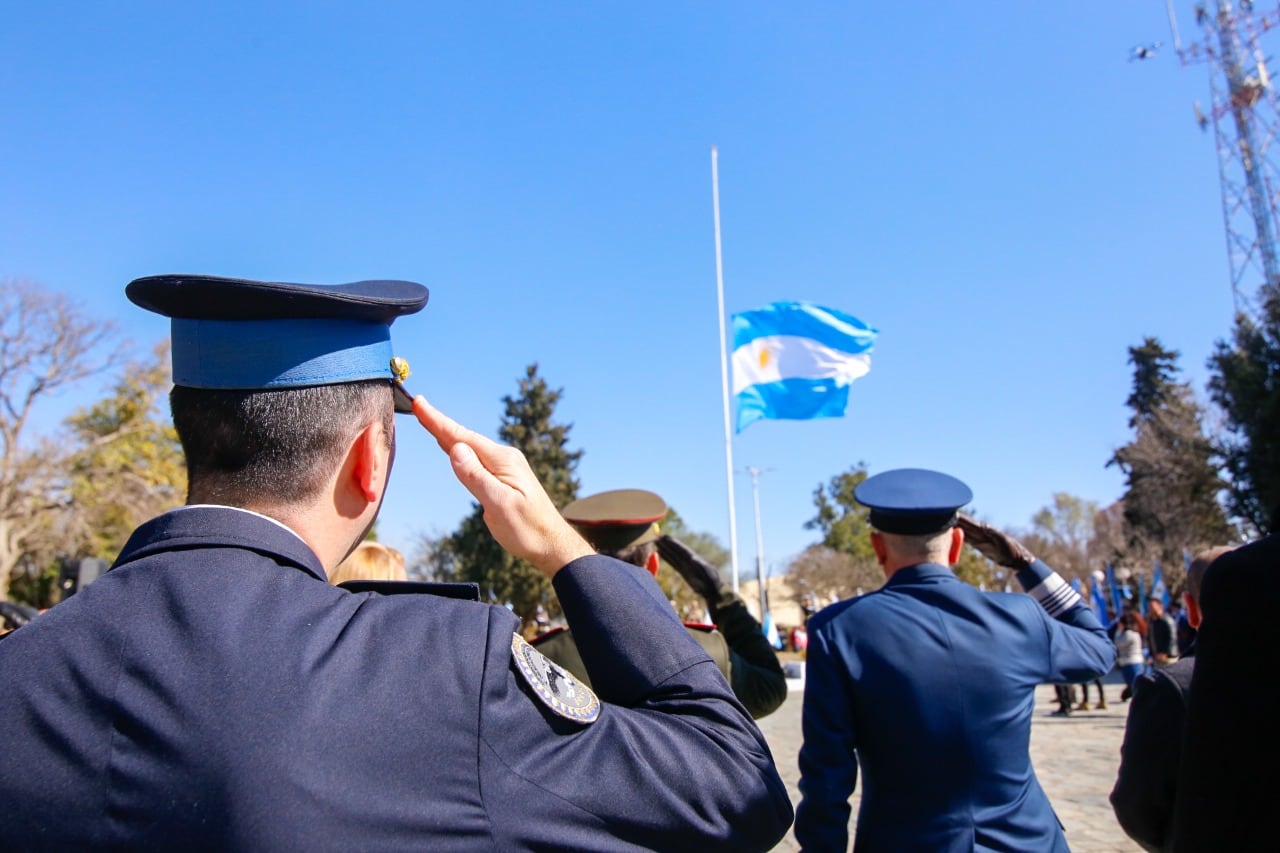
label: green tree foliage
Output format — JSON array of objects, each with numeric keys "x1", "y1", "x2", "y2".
[
  {"x1": 1209, "y1": 302, "x2": 1280, "y2": 534},
  {"x1": 952, "y1": 541, "x2": 995, "y2": 589},
  {"x1": 61, "y1": 342, "x2": 186, "y2": 560},
  {"x1": 1112, "y1": 338, "x2": 1234, "y2": 561},
  {"x1": 1, "y1": 278, "x2": 122, "y2": 601},
  {"x1": 432, "y1": 364, "x2": 583, "y2": 621},
  {"x1": 1023, "y1": 492, "x2": 1099, "y2": 582},
  {"x1": 804, "y1": 463, "x2": 876, "y2": 565},
  {"x1": 6, "y1": 343, "x2": 185, "y2": 608}
]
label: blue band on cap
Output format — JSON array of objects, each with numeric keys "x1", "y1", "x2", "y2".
[{"x1": 172, "y1": 317, "x2": 394, "y2": 390}]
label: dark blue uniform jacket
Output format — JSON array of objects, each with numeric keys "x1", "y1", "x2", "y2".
[
  {"x1": 796, "y1": 562, "x2": 1114, "y2": 852},
  {"x1": 0, "y1": 507, "x2": 792, "y2": 850}
]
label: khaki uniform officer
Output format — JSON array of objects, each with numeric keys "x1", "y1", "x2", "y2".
[{"x1": 534, "y1": 488, "x2": 788, "y2": 719}]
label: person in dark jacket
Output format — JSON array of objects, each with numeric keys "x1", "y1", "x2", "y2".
[
  {"x1": 1173, "y1": 532, "x2": 1278, "y2": 852},
  {"x1": 0, "y1": 274, "x2": 793, "y2": 851},
  {"x1": 1148, "y1": 598, "x2": 1179, "y2": 666},
  {"x1": 1110, "y1": 546, "x2": 1231, "y2": 852}
]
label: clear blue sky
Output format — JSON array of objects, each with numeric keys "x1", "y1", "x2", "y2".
[{"x1": 1, "y1": 2, "x2": 1242, "y2": 579}]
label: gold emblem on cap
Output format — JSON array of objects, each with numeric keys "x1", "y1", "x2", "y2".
[{"x1": 390, "y1": 356, "x2": 411, "y2": 381}]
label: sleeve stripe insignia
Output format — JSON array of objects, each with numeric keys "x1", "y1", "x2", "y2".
[{"x1": 511, "y1": 633, "x2": 601, "y2": 724}]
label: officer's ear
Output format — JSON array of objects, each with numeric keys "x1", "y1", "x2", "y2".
[
  {"x1": 870, "y1": 531, "x2": 888, "y2": 566},
  {"x1": 947, "y1": 526, "x2": 964, "y2": 566},
  {"x1": 350, "y1": 419, "x2": 389, "y2": 503}
]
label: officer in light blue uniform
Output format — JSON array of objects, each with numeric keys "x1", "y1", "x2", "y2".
[
  {"x1": 0, "y1": 275, "x2": 793, "y2": 851},
  {"x1": 795, "y1": 469, "x2": 1114, "y2": 852}
]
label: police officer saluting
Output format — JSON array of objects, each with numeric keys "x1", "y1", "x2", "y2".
[
  {"x1": 533, "y1": 488, "x2": 787, "y2": 719},
  {"x1": 795, "y1": 468, "x2": 1114, "y2": 851},
  {"x1": 0, "y1": 275, "x2": 792, "y2": 850}
]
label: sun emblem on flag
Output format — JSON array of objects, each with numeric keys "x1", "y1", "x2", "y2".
[{"x1": 758, "y1": 348, "x2": 772, "y2": 369}]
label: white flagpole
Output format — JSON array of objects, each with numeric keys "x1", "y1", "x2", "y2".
[{"x1": 710, "y1": 146, "x2": 741, "y2": 594}]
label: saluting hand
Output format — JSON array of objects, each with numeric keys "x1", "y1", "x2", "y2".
[
  {"x1": 413, "y1": 396, "x2": 594, "y2": 577},
  {"x1": 656, "y1": 535, "x2": 725, "y2": 605},
  {"x1": 956, "y1": 513, "x2": 1035, "y2": 570}
]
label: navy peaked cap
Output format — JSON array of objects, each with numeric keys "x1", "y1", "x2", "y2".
[
  {"x1": 127, "y1": 274, "x2": 428, "y2": 322},
  {"x1": 854, "y1": 468, "x2": 973, "y2": 535},
  {"x1": 126, "y1": 274, "x2": 429, "y2": 412}
]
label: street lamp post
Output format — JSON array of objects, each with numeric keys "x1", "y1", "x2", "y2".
[{"x1": 746, "y1": 466, "x2": 769, "y2": 623}]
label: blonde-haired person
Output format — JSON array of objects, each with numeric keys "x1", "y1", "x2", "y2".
[{"x1": 330, "y1": 542, "x2": 407, "y2": 585}]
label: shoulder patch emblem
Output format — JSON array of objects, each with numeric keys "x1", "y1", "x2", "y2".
[{"x1": 511, "y1": 633, "x2": 601, "y2": 724}]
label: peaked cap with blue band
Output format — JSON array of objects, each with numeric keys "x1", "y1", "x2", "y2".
[
  {"x1": 854, "y1": 468, "x2": 973, "y2": 535},
  {"x1": 126, "y1": 274, "x2": 428, "y2": 412}
]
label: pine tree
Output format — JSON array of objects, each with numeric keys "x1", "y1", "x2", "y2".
[
  {"x1": 1208, "y1": 299, "x2": 1280, "y2": 534},
  {"x1": 1112, "y1": 337, "x2": 1234, "y2": 565},
  {"x1": 440, "y1": 364, "x2": 582, "y2": 621}
]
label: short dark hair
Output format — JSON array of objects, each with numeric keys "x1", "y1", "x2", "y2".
[
  {"x1": 608, "y1": 541, "x2": 656, "y2": 569},
  {"x1": 171, "y1": 380, "x2": 393, "y2": 507}
]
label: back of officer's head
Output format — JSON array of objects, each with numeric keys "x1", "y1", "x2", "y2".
[
  {"x1": 126, "y1": 274, "x2": 428, "y2": 510},
  {"x1": 875, "y1": 529, "x2": 955, "y2": 565},
  {"x1": 854, "y1": 468, "x2": 972, "y2": 571},
  {"x1": 604, "y1": 540, "x2": 657, "y2": 569},
  {"x1": 171, "y1": 381, "x2": 393, "y2": 507}
]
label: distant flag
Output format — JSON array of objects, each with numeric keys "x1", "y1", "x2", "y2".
[
  {"x1": 1151, "y1": 560, "x2": 1171, "y2": 609},
  {"x1": 1137, "y1": 571, "x2": 1149, "y2": 614},
  {"x1": 731, "y1": 301, "x2": 878, "y2": 432},
  {"x1": 1106, "y1": 563, "x2": 1125, "y2": 617},
  {"x1": 762, "y1": 611, "x2": 783, "y2": 650},
  {"x1": 1183, "y1": 550, "x2": 1193, "y2": 573},
  {"x1": 1090, "y1": 575, "x2": 1111, "y2": 625}
]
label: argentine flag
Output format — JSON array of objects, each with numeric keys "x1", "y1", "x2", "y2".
[{"x1": 731, "y1": 301, "x2": 878, "y2": 432}]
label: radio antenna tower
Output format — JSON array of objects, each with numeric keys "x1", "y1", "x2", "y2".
[{"x1": 1163, "y1": 0, "x2": 1280, "y2": 318}]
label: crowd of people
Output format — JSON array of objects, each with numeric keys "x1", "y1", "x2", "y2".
[
  {"x1": 0, "y1": 273, "x2": 1273, "y2": 851},
  {"x1": 1052, "y1": 592, "x2": 1187, "y2": 717}
]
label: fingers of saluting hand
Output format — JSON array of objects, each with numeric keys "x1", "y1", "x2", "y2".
[
  {"x1": 412, "y1": 397, "x2": 512, "y2": 489},
  {"x1": 412, "y1": 395, "x2": 593, "y2": 576},
  {"x1": 413, "y1": 395, "x2": 526, "y2": 503},
  {"x1": 414, "y1": 396, "x2": 483, "y2": 457},
  {"x1": 955, "y1": 513, "x2": 993, "y2": 546}
]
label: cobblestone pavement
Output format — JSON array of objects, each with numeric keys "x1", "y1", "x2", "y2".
[{"x1": 758, "y1": 679, "x2": 1140, "y2": 852}]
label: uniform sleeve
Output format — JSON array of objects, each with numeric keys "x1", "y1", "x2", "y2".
[
  {"x1": 477, "y1": 555, "x2": 793, "y2": 852},
  {"x1": 711, "y1": 593, "x2": 788, "y2": 720},
  {"x1": 795, "y1": 622, "x2": 857, "y2": 852},
  {"x1": 1016, "y1": 559, "x2": 1116, "y2": 681},
  {"x1": 1110, "y1": 672, "x2": 1182, "y2": 852}
]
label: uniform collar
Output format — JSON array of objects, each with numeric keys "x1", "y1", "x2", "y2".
[
  {"x1": 884, "y1": 562, "x2": 957, "y2": 587},
  {"x1": 112, "y1": 505, "x2": 328, "y2": 582}
]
